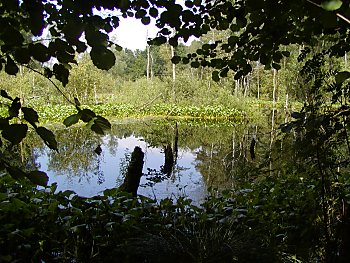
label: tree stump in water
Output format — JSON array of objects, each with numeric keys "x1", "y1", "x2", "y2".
[
  {"x1": 161, "y1": 143, "x2": 174, "y2": 176},
  {"x1": 118, "y1": 146, "x2": 144, "y2": 197}
]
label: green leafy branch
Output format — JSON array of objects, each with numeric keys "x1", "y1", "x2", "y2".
[{"x1": 0, "y1": 90, "x2": 54, "y2": 186}]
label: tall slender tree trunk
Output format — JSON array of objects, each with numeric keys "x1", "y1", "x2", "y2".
[
  {"x1": 93, "y1": 82, "x2": 98, "y2": 104},
  {"x1": 146, "y1": 30, "x2": 150, "y2": 80},
  {"x1": 243, "y1": 75, "x2": 250, "y2": 97},
  {"x1": 235, "y1": 79, "x2": 239, "y2": 96},
  {"x1": 150, "y1": 54, "x2": 154, "y2": 80},
  {"x1": 170, "y1": 44, "x2": 176, "y2": 102},
  {"x1": 284, "y1": 93, "x2": 289, "y2": 123},
  {"x1": 256, "y1": 61, "x2": 260, "y2": 100},
  {"x1": 345, "y1": 52, "x2": 348, "y2": 67},
  {"x1": 207, "y1": 143, "x2": 214, "y2": 185},
  {"x1": 269, "y1": 69, "x2": 278, "y2": 175},
  {"x1": 146, "y1": 45, "x2": 150, "y2": 80},
  {"x1": 271, "y1": 69, "x2": 277, "y2": 130}
]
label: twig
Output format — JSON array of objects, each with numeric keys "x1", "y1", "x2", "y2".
[
  {"x1": 23, "y1": 65, "x2": 74, "y2": 105},
  {"x1": 136, "y1": 93, "x2": 163, "y2": 111}
]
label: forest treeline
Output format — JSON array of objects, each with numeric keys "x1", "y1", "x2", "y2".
[{"x1": 1, "y1": 33, "x2": 337, "y2": 111}]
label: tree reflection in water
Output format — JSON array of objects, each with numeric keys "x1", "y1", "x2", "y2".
[{"x1": 25, "y1": 118, "x2": 274, "y2": 201}]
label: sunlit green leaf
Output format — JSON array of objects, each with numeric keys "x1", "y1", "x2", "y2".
[{"x1": 321, "y1": 0, "x2": 342, "y2": 11}]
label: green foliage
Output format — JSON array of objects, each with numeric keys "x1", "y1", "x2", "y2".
[{"x1": 0, "y1": 174, "x2": 280, "y2": 262}]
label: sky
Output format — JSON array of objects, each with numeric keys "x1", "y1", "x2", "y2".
[
  {"x1": 111, "y1": 17, "x2": 159, "y2": 51},
  {"x1": 109, "y1": 0, "x2": 197, "y2": 51}
]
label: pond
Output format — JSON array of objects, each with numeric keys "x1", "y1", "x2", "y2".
[{"x1": 20, "y1": 117, "x2": 274, "y2": 203}]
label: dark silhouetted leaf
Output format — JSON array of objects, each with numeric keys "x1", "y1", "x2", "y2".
[
  {"x1": 90, "y1": 47, "x2": 116, "y2": 70},
  {"x1": 281, "y1": 51, "x2": 290, "y2": 57},
  {"x1": 81, "y1": 109, "x2": 96, "y2": 122},
  {"x1": 8, "y1": 97, "x2": 21, "y2": 118},
  {"x1": 280, "y1": 123, "x2": 294, "y2": 133},
  {"x1": 36, "y1": 127, "x2": 58, "y2": 151},
  {"x1": 5, "y1": 55, "x2": 19, "y2": 75},
  {"x1": 63, "y1": 112, "x2": 82, "y2": 127},
  {"x1": 149, "y1": 7, "x2": 158, "y2": 18},
  {"x1": 2, "y1": 27, "x2": 24, "y2": 46},
  {"x1": 272, "y1": 63, "x2": 281, "y2": 70},
  {"x1": 169, "y1": 37, "x2": 178, "y2": 47},
  {"x1": 182, "y1": 57, "x2": 190, "y2": 64},
  {"x1": 85, "y1": 29, "x2": 108, "y2": 47},
  {"x1": 29, "y1": 43, "x2": 50, "y2": 62},
  {"x1": 27, "y1": 171, "x2": 49, "y2": 186},
  {"x1": 335, "y1": 71, "x2": 350, "y2": 85},
  {"x1": 53, "y1": 63, "x2": 69, "y2": 86},
  {"x1": 2, "y1": 124, "x2": 28, "y2": 144},
  {"x1": 91, "y1": 123, "x2": 105, "y2": 135},
  {"x1": 141, "y1": 16, "x2": 151, "y2": 25},
  {"x1": 171, "y1": 56, "x2": 181, "y2": 64},
  {"x1": 291, "y1": 112, "x2": 305, "y2": 119},
  {"x1": 44, "y1": 67, "x2": 53, "y2": 78},
  {"x1": 94, "y1": 116, "x2": 111, "y2": 131},
  {"x1": 1, "y1": 90, "x2": 13, "y2": 100},
  {"x1": 94, "y1": 144, "x2": 102, "y2": 155},
  {"x1": 6, "y1": 166, "x2": 26, "y2": 180},
  {"x1": 115, "y1": 44, "x2": 123, "y2": 52},
  {"x1": 191, "y1": 61, "x2": 200, "y2": 68},
  {"x1": 0, "y1": 118, "x2": 9, "y2": 130},
  {"x1": 22, "y1": 107, "x2": 39, "y2": 126},
  {"x1": 212, "y1": 71, "x2": 220, "y2": 82},
  {"x1": 14, "y1": 48, "x2": 31, "y2": 64}
]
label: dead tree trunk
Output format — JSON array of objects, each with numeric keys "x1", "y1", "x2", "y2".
[
  {"x1": 118, "y1": 146, "x2": 144, "y2": 197},
  {"x1": 161, "y1": 144, "x2": 174, "y2": 176}
]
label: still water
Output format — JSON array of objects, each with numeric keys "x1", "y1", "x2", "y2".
[{"x1": 29, "y1": 118, "x2": 269, "y2": 203}]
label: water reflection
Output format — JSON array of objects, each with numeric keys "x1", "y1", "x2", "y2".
[{"x1": 29, "y1": 119, "x2": 271, "y2": 203}]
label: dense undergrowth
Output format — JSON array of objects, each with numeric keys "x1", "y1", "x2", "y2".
[{"x1": 0, "y1": 168, "x2": 325, "y2": 263}]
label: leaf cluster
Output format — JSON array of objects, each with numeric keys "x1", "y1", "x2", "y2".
[
  {"x1": 153, "y1": 0, "x2": 350, "y2": 81},
  {"x1": 0, "y1": 90, "x2": 56, "y2": 186}
]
